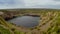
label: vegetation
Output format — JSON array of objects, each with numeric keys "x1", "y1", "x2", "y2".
[
  {"x1": 0, "y1": 9, "x2": 60, "y2": 34},
  {"x1": 0, "y1": 16, "x2": 25, "y2": 34},
  {"x1": 0, "y1": 25, "x2": 12, "y2": 34}
]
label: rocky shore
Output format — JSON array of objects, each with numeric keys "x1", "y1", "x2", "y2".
[{"x1": 0, "y1": 11, "x2": 20, "y2": 20}]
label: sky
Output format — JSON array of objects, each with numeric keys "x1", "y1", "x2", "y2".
[{"x1": 0, "y1": 0, "x2": 60, "y2": 9}]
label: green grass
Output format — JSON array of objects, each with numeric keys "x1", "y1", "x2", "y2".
[
  {"x1": 0, "y1": 16, "x2": 25, "y2": 34},
  {"x1": 47, "y1": 12, "x2": 60, "y2": 34},
  {"x1": 14, "y1": 30, "x2": 25, "y2": 34},
  {"x1": 0, "y1": 10, "x2": 60, "y2": 34},
  {"x1": 0, "y1": 25, "x2": 12, "y2": 34}
]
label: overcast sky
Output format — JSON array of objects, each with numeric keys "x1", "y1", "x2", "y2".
[{"x1": 0, "y1": 0, "x2": 60, "y2": 9}]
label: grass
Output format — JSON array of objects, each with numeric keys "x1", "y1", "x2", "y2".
[
  {"x1": 0, "y1": 16, "x2": 26, "y2": 34},
  {"x1": 14, "y1": 30, "x2": 25, "y2": 34},
  {"x1": 0, "y1": 25, "x2": 12, "y2": 34},
  {"x1": 47, "y1": 12, "x2": 60, "y2": 34},
  {"x1": 0, "y1": 9, "x2": 60, "y2": 34}
]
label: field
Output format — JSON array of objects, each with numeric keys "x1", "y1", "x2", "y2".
[{"x1": 0, "y1": 9, "x2": 60, "y2": 34}]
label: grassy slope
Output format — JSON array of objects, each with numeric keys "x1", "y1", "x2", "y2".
[
  {"x1": 0, "y1": 9, "x2": 60, "y2": 34},
  {"x1": 0, "y1": 16, "x2": 25, "y2": 34}
]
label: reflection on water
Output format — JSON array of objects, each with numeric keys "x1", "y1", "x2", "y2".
[{"x1": 8, "y1": 16, "x2": 40, "y2": 28}]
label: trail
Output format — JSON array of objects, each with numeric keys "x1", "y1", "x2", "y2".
[{"x1": 40, "y1": 12, "x2": 58, "y2": 32}]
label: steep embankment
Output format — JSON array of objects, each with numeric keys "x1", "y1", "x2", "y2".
[{"x1": 0, "y1": 16, "x2": 26, "y2": 34}]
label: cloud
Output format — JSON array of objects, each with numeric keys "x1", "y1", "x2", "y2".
[
  {"x1": 23, "y1": 0, "x2": 60, "y2": 6},
  {"x1": 0, "y1": 0, "x2": 15, "y2": 5},
  {"x1": 0, "y1": 0, "x2": 60, "y2": 9},
  {"x1": 0, "y1": 0, "x2": 25, "y2": 9},
  {"x1": 23, "y1": 0, "x2": 60, "y2": 9},
  {"x1": 24, "y1": 0, "x2": 51, "y2": 6},
  {"x1": 54, "y1": 0, "x2": 60, "y2": 1}
]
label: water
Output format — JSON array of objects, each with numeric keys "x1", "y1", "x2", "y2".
[{"x1": 8, "y1": 16, "x2": 40, "y2": 28}]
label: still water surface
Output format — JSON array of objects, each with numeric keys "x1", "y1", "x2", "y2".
[{"x1": 8, "y1": 16, "x2": 40, "y2": 28}]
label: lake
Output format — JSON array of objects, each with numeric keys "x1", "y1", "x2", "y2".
[{"x1": 8, "y1": 16, "x2": 40, "y2": 28}]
